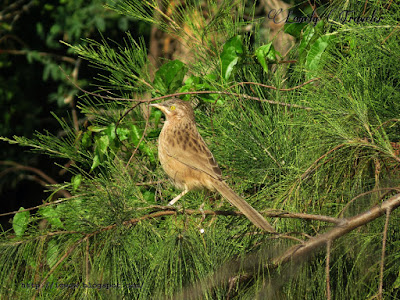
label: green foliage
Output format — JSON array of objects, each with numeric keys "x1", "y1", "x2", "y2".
[
  {"x1": 12, "y1": 208, "x2": 30, "y2": 237},
  {"x1": 153, "y1": 60, "x2": 188, "y2": 95},
  {"x1": 1, "y1": 0, "x2": 400, "y2": 299}
]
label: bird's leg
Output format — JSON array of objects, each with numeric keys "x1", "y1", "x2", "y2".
[{"x1": 168, "y1": 186, "x2": 189, "y2": 206}]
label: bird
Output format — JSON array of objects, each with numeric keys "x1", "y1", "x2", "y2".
[{"x1": 150, "y1": 98, "x2": 275, "y2": 233}]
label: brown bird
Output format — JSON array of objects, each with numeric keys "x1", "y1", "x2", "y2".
[{"x1": 150, "y1": 98, "x2": 275, "y2": 233}]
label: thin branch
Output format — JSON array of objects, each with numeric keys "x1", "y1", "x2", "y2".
[
  {"x1": 301, "y1": 143, "x2": 346, "y2": 181},
  {"x1": 61, "y1": 68, "x2": 312, "y2": 110},
  {"x1": 135, "y1": 180, "x2": 166, "y2": 186},
  {"x1": 134, "y1": 205, "x2": 341, "y2": 224},
  {"x1": 0, "y1": 161, "x2": 72, "y2": 198},
  {"x1": 0, "y1": 49, "x2": 76, "y2": 64},
  {"x1": 85, "y1": 237, "x2": 90, "y2": 295},
  {"x1": 34, "y1": 236, "x2": 86, "y2": 298},
  {"x1": 175, "y1": 193, "x2": 400, "y2": 299},
  {"x1": 126, "y1": 104, "x2": 151, "y2": 167},
  {"x1": 273, "y1": 193, "x2": 400, "y2": 265},
  {"x1": 228, "y1": 78, "x2": 320, "y2": 92},
  {"x1": 378, "y1": 207, "x2": 391, "y2": 299},
  {"x1": 339, "y1": 187, "x2": 400, "y2": 217},
  {"x1": 64, "y1": 58, "x2": 82, "y2": 132},
  {"x1": 0, "y1": 196, "x2": 78, "y2": 217},
  {"x1": 265, "y1": 210, "x2": 341, "y2": 224},
  {"x1": 326, "y1": 240, "x2": 332, "y2": 300}
]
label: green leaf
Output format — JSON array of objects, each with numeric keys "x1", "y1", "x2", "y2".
[
  {"x1": 13, "y1": 207, "x2": 30, "y2": 237},
  {"x1": 153, "y1": 60, "x2": 187, "y2": 94},
  {"x1": 81, "y1": 131, "x2": 92, "y2": 147},
  {"x1": 105, "y1": 123, "x2": 116, "y2": 141},
  {"x1": 90, "y1": 154, "x2": 100, "y2": 171},
  {"x1": 46, "y1": 239, "x2": 59, "y2": 268},
  {"x1": 88, "y1": 125, "x2": 106, "y2": 132},
  {"x1": 284, "y1": 23, "x2": 307, "y2": 39},
  {"x1": 394, "y1": 268, "x2": 400, "y2": 289},
  {"x1": 96, "y1": 134, "x2": 110, "y2": 155},
  {"x1": 116, "y1": 127, "x2": 130, "y2": 141},
  {"x1": 221, "y1": 35, "x2": 244, "y2": 80},
  {"x1": 128, "y1": 124, "x2": 156, "y2": 163},
  {"x1": 255, "y1": 43, "x2": 279, "y2": 73},
  {"x1": 129, "y1": 124, "x2": 142, "y2": 146},
  {"x1": 298, "y1": 25, "x2": 315, "y2": 56},
  {"x1": 142, "y1": 190, "x2": 155, "y2": 202},
  {"x1": 180, "y1": 75, "x2": 219, "y2": 102},
  {"x1": 38, "y1": 206, "x2": 64, "y2": 229},
  {"x1": 152, "y1": 110, "x2": 163, "y2": 128},
  {"x1": 305, "y1": 35, "x2": 333, "y2": 71},
  {"x1": 71, "y1": 174, "x2": 82, "y2": 191}
]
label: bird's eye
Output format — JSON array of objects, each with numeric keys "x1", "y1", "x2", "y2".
[{"x1": 170, "y1": 105, "x2": 176, "y2": 111}]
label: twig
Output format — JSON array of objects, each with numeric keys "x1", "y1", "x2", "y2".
[
  {"x1": 126, "y1": 104, "x2": 151, "y2": 167},
  {"x1": 60, "y1": 67, "x2": 312, "y2": 110},
  {"x1": 0, "y1": 196, "x2": 78, "y2": 217},
  {"x1": 381, "y1": 23, "x2": 399, "y2": 44},
  {"x1": 0, "y1": 49, "x2": 76, "y2": 64},
  {"x1": 273, "y1": 194, "x2": 400, "y2": 265},
  {"x1": 34, "y1": 236, "x2": 86, "y2": 298},
  {"x1": 326, "y1": 240, "x2": 332, "y2": 300},
  {"x1": 0, "y1": 161, "x2": 72, "y2": 198},
  {"x1": 265, "y1": 210, "x2": 341, "y2": 224},
  {"x1": 64, "y1": 58, "x2": 82, "y2": 132},
  {"x1": 301, "y1": 143, "x2": 346, "y2": 181},
  {"x1": 135, "y1": 180, "x2": 166, "y2": 186},
  {"x1": 228, "y1": 78, "x2": 320, "y2": 92},
  {"x1": 378, "y1": 207, "x2": 391, "y2": 299},
  {"x1": 174, "y1": 193, "x2": 400, "y2": 299},
  {"x1": 85, "y1": 237, "x2": 90, "y2": 296},
  {"x1": 339, "y1": 187, "x2": 400, "y2": 217}
]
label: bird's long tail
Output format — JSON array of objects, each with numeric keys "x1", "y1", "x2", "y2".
[{"x1": 211, "y1": 180, "x2": 275, "y2": 233}]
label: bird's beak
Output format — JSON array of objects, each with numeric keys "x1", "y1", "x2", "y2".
[
  {"x1": 149, "y1": 103, "x2": 159, "y2": 108},
  {"x1": 150, "y1": 102, "x2": 168, "y2": 112}
]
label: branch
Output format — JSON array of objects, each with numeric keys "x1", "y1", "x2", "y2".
[
  {"x1": 228, "y1": 78, "x2": 320, "y2": 92},
  {"x1": 272, "y1": 193, "x2": 400, "y2": 265},
  {"x1": 175, "y1": 193, "x2": 400, "y2": 299},
  {"x1": 378, "y1": 207, "x2": 391, "y2": 299},
  {"x1": 0, "y1": 196, "x2": 78, "y2": 217},
  {"x1": 61, "y1": 68, "x2": 312, "y2": 110},
  {"x1": 0, "y1": 161, "x2": 72, "y2": 198},
  {"x1": 0, "y1": 49, "x2": 76, "y2": 64}
]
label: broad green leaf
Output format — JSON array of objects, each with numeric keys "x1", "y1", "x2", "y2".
[
  {"x1": 180, "y1": 75, "x2": 219, "y2": 102},
  {"x1": 153, "y1": 60, "x2": 187, "y2": 94},
  {"x1": 96, "y1": 135, "x2": 110, "y2": 155},
  {"x1": 105, "y1": 123, "x2": 116, "y2": 141},
  {"x1": 90, "y1": 154, "x2": 100, "y2": 171},
  {"x1": 129, "y1": 124, "x2": 142, "y2": 146},
  {"x1": 142, "y1": 190, "x2": 155, "y2": 202},
  {"x1": 71, "y1": 174, "x2": 82, "y2": 191},
  {"x1": 305, "y1": 35, "x2": 333, "y2": 71},
  {"x1": 394, "y1": 268, "x2": 400, "y2": 289},
  {"x1": 221, "y1": 35, "x2": 244, "y2": 80},
  {"x1": 255, "y1": 43, "x2": 278, "y2": 73},
  {"x1": 88, "y1": 125, "x2": 106, "y2": 132},
  {"x1": 116, "y1": 127, "x2": 130, "y2": 141},
  {"x1": 13, "y1": 207, "x2": 30, "y2": 237},
  {"x1": 46, "y1": 239, "x2": 59, "y2": 268},
  {"x1": 39, "y1": 206, "x2": 64, "y2": 229},
  {"x1": 298, "y1": 25, "x2": 315, "y2": 56},
  {"x1": 152, "y1": 110, "x2": 163, "y2": 128},
  {"x1": 284, "y1": 23, "x2": 307, "y2": 38},
  {"x1": 128, "y1": 124, "x2": 156, "y2": 163},
  {"x1": 81, "y1": 131, "x2": 92, "y2": 147}
]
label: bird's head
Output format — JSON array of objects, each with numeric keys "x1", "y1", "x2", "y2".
[{"x1": 150, "y1": 98, "x2": 195, "y2": 121}]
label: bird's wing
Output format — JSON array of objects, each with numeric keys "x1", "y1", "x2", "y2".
[{"x1": 160, "y1": 122, "x2": 222, "y2": 180}]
